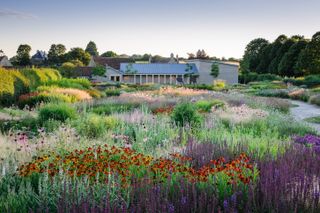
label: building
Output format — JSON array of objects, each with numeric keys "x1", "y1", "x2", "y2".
[
  {"x1": 186, "y1": 59, "x2": 239, "y2": 85},
  {"x1": 0, "y1": 56, "x2": 13, "y2": 67},
  {"x1": 118, "y1": 63, "x2": 198, "y2": 84},
  {"x1": 83, "y1": 55, "x2": 239, "y2": 85},
  {"x1": 31, "y1": 50, "x2": 48, "y2": 66}
]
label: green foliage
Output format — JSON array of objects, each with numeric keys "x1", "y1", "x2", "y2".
[
  {"x1": 239, "y1": 73, "x2": 282, "y2": 84},
  {"x1": 92, "y1": 65, "x2": 106, "y2": 76},
  {"x1": 100, "y1": 51, "x2": 117, "y2": 57},
  {"x1": 18, "y1": 92, "x2": 73, "y2": 108},
  {"x1": 195, "y1": 99, "x2": 225, "y2": 112},
  {"x1": 296, "y1": 32, "x2": 320, "y2": 75},
  {"x1": 105, "y1": 89, "x2": 121, "y2": 97},
  {"x1": 310, "y1": 94, "x2": 320, "y2": 106},
  {"x1": 241, "y1": 38, "x2": 269, "y2": 74},
  {"x1": 73, "y1": 113, "x2": 118, "y2": 138},
  {"x1": 39, "y1": 103, "x2": 77, "y2": 122},
  {"x1": 43, "y1": 78, "x2": 91, "y2": 89},
  {"x1": 91, "y1": 102, "x2": 138, "y2": 115},
  {"x1": 0, "y1": 68, "x2": 61, "y2": 106},
  {"x1": 210, "y1": 63, "x2": 220, "y2": 78},
  {"x1": 255, "y1": 89, "x2": 289, "y2": 99},
  {"x1": 85, "y1": 41, "x2": 99, "y2": 56},
  {"x1": 15, "y1": 44, "x2": 31, "y2": 66},
  {"x1": 48, "y1": 44, "x2": 66, "y2": 65},
  {"x1": 66, "y1": 48, "x2": 91, "y2": 65},
  {"x1": 304, "y1": 116, "x2": 320, "y2": 124},
  {"x1": 171, "y1": 102, "x2": 202, "y2": 127}
]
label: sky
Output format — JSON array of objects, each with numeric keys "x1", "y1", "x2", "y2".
[{"x1": 0, "y1": 0, "x2": 320, "y2": 59}]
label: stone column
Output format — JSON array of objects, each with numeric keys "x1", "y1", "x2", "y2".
[{"x1": 134, "y1": 75, "x2": 136, "y2": 84}]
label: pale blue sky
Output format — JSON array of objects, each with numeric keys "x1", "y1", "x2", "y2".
[{"x1": 1, "y1": 0, "x2": 319, "y2": 58}]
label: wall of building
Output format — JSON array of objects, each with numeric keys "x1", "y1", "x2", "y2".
[
  {"x1": 0, "y1": 57, "x2": 13, "y2": 67},
  {"x1": 189, "y1": 60, "x2": 238, "y2": 85}
]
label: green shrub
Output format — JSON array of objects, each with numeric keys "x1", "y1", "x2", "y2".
[
  {"x1": 255, "y1": 89, "x2": 289, "y2": 98},
  {"x1": 86, "y1": 89, "x2": 104, "y2": 98},
  {"x1": 39, "y1": 103, "x2": 77, "y2": 122},
  {"x1": 74, "y1": 113, "x2": 118, "y2": 138},
  {"x1": 20, "y1": 68, "x2": 61, "y2": 88},
  {"x1": 0, "y1": 68, "x2": 15, "y2": 105},
  {"x1": 171, "y1": 102, "x2": 202, "y2": 127},
  {"x1": 195, "y1": 99, "x2": 225, "y2": 112},
  {"x1": 105, "y1": 89, "x2": 121, "y2": 97},
  {"x1": 285, "y1": 75, "x2": 320, "y2": 88},
  {"x1": 43, "y1": 78, "x2": 91, "y2": 89},
  {"x1": 304, "y1": 75, "x2": 320, "y2": 88},
  {"x1": 0, "y1": 117, "x2": 39, "y2": 133},
  {"x1": 91, "y1": 103, "x2": 138, "y2": 115},
  {"x1": 183, "y1": 84, "x2": 214, "y2": 90},
  {"x1": 310, "y1": 94, "x2": 320, "y2": 106},
  {"x1": 18, "y1": 93, "x2": 73, "y2": 108}
]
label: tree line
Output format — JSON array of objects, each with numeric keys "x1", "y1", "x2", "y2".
[
  {"x1": 241, "y1": 31, "x2": 320, "y2": 77},
  {"x1": 8, "y1": 41, "x2": 121, "y2": 67}
]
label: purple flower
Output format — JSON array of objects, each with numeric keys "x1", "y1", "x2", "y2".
[
  {"x1": 223, "y1": 200, "x2": 229, "y2": 209},
  {"x1": 181, "y1": 196, "x2": 187, "y2": 205},
  {"x1": 168, "y1": 203, "x2": 175, "y2": 213}
]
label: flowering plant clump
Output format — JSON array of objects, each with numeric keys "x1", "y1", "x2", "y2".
[
  {"x1": 294, "y1": 134, "x2": 320, "y2": 153},
  {"x1": 19, "y1": 145, "x2": 255, "y2": 187}
]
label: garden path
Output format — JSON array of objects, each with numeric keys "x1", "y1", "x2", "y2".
[{"x1": 290, "y1": 100, "x2": 320, "y2": 132}]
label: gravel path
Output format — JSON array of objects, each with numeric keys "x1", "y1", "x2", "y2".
[{"x1": 290, "y1": 100, "x2": 320, "y2": 132}]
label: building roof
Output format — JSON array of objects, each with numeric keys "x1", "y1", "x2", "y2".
[
  {"x1": 120, "y1": 63, "x2": 198, "y2": 75},
  {"x1": 186, "y1": 59, "x2": 239, "y2": 67},
  {"x1": 76, "y1": 66, "x2": 93, "y2": 77},
  {"x1": 0, "y1": 56, "x2": 5, "y2": 61},
  {"x1": 31, "y1": 50, "x2": 48, "y2": 60},
  {"x1": 92, "y1": 56, "x2": 134, "y2": 70}
]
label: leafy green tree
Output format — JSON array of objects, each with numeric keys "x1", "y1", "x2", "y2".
[
  {"x1": 256, "y1": 44, "x2": 272, "y2": 74},
  {"x1": 92, "y1": 65, "x2": 106, "y2": 76},
  {"x1": 101, "y1": 51, "x2": 117, "y2": 57},
  {"x1": 241, "y1": 38, "x2": 269, "y2": 74},
  {"x1": 296, "y1": 31, "x2": 320, "y2": 75},
  {"x1": 66, "y1": 48, "x2": 91, "y2": 65},
  {"x1": 85, "y1": 41, "x2": 99, "y2": 56},
  {"x1": 267, "y1": 35, "x2": 288, "y2": 73},
  {"x1": 269, "y1": 38, "x2": 295, "y2": 75},
  {"x1": 48, "y1": 44, "x2": 66, "y2": 65},
  {"x1": 210, "y1": 62, "x2": 219, "y2": 78},
  {"x1": 278, "y1": 39, "x2": 308, "y2": 77},
  {"x1": 60, "y1": 62, "x2": 76, "y2": 78},
  {"x1": 15, "y1": 44, "x2": 31, "y2": 66}
]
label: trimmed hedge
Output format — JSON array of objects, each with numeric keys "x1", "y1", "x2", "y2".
[{"x1": 0, "y1": 68, "x2": 61, "y2": 106}]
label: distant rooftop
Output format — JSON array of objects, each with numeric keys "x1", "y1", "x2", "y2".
[
  {"x1": 186, "y1": 59, "x2": 239, "y2": 67},
  {"x1": 120, "y1": 63, "x2": 198, "y2": 75}
]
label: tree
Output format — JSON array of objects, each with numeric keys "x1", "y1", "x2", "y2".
[
  {"x1": 48, "y1": 44, "x2": 66, "y2": 65},
  {"x1": 187, "y1": 53, "x2": 195, "y2": 59},
  {"x1": 241, "y1": 38, "x2": 269, "y2": 74},
  {"x1": 85, "y1": 41, "x2": 99, "y2": 56},
  {"x1": 269, "y1": 38, "x2": 295, "y2": 75},
  {"x1": 60, "y1": 62, "x2": 76, "y2": 78},
  {"x1": 92, "y1": 65, "x2": 106, "y2": 76},
  {"x1": 66, "y1": 48, "x2": 91, "y2": 65},
  {"x1": 101, "y1": 51, "x2": 117, "y2": 57},
  {"x1": 278, "y1": 39, "x2": 308, "y2": 77},
  {"x1": 196, "y1": 49, "x2": 209, "y2": 59},
  {"x1": 15, "y1": 44, "x2": 31, "y2": 66},
  {"x1": 267, "y1": 35, "x2": 287, "y2": 73},
  {"x1": 296, "y1": 31, "x2": 320, "y2": 75},
  {"x1": 0, "y1": 50, "x2": 4, "y2": 56},
  {"x1": 210, "y1": 62, "x2": 219, "y2": 78}
]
